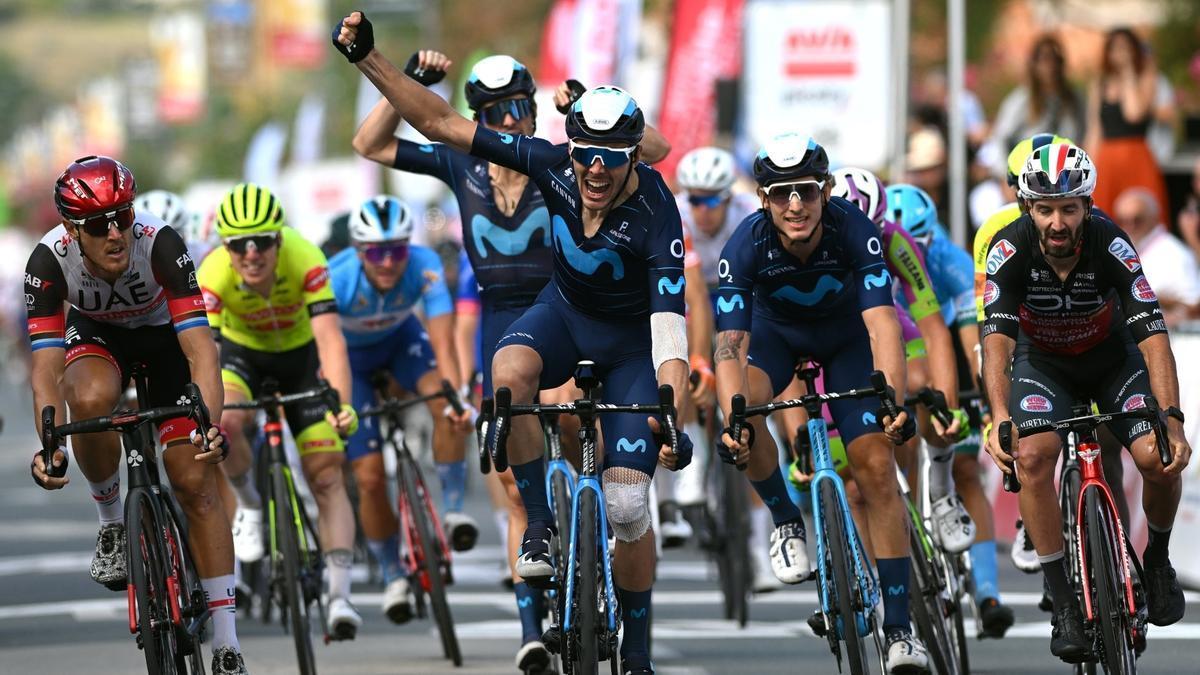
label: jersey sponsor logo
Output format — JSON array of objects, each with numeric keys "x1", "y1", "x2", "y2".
[
  {"x1": 24, "y1": 273, "x2": 52, "y2": 290},
  {"x1": 670, "y1": 238, "x2": 684, "y2": 259},
  {"x1": 983, "y1": 280, "x2": 1000, "y2": 306},
  {"x1": 24, "y1": 293, "x2": 34, "y2": 309},
  {"x1": 1017, "y1": 377, "x2": 1053, "y2": 395},
  {"x1": 498, "y1": 133, "x2": 514, "y2": 144},
  {"x1": 201, "y1": 288, "x2": 222, "y2": 312},
  {"x1": 64, "y1": 325, "x2": 81, "y2": 345},
  {"x1": 866, "y1": 236, "x2": 882, "y2": 255},
  {"x1": 861, "y1": 411, "x2": 877, "y2": 426},
  {"x1": 771, "y1": 276, "x2": 844, "y2": 306},
  {"x1": 471, "y1": 209, "x2": 551, "y2": 259},
  {"x1": 1107, "y1": 238, "x2": 1141, "y2": 273},
  {"x1": 1020, "y1": 394, "x2": 1052, "y2": 413},
  {"x1": 1122, "y1": 394, "x2": 1146, "y2": 412},
  {"x1": 303, "y1": 267, "x2": 329, "y2": 293},
  {"x1": 552, "y1": 215, "x2": 625, "y2": 280},
  {"x1": 863, "y1": 269, "x2": 891, "y2": 290},
  {"x1": 422, "y1": 269, "x2": 442, "y2": 291},
  {"x1": 716, "y1": 294, "x2": 744, "y2": 314},
  {"x1": 175, "y1": 253, "x2": 192, "y2": 269},
  {"x1": 548, "y1": 180, "x2": 577, "y2": 208},
  {"x1": 418, "y1": 144, "x2": 434, "y2": 153},
  {"x1": 894, "y1": 246, "x2": 927, "y2": 292},
  {"x1": 53, "y1": 234, "x2": 73, "y2": 257},
  {"x1": 985, "y1": 239, "x2": 1016, "y2": 275},
  {"x1": 616, "y1": 437, "x2": 647, "y2": 453},
  {"x1": 134, "y1": 224, "x2": 156, "y2": 239},
  {"x1": 1131, "y1": 275, "x2": 1157, "y2": 302},
  {"x1": 187, "y1": 270, "x2": 198, "y2": 289},
  {"x1": 1025, "y1": 291, "x2": 1106, "y2": 313},
  {"x1": 1146, "y1": 319, "x2": 1167, "y2": 332},
  {"x1": 657, "y1": 276, "x2": 684, "y2": 295}
]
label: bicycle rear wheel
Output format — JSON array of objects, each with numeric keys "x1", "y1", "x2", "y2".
[
  {"x1": 552, "y1": 471, "x2": 575, "y2": 581},
  {"x1": 820, "y1": 479, "x2": 870, "y2": 675},
  {"x1": 1085, "y1": 489, "x2": 1136, "y2": 674},
  {"x1": 575, "y1": 487, "x2": 600, "y2": 675},
  {"x1": 402, "y1": 458, "x2": 462, "y2": 666},
  {"x1": 909, "y1": 546, "x2": 959, "y2": 675},
  {"x1": 161, "y1": 498, "x2": 206, "y2": 675},
  {"x1": 272, "y1": 465, "x2": 317, "y2": 675},
  {"x1": 127, "y1": 490, "x2": 179, "y2": 674}
]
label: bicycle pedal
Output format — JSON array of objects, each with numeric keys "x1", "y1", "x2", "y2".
[{"x1": 541, "y1": 624, "x2": 562, "y2": 654}]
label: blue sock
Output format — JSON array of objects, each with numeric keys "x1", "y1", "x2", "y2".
[
  {"x1": 749, "y1": 466, "x2": 804, "y2": 525},
  {"x1": 510, "y1": 459, "x2": 553, "y2": 525},
  {"x1": 877, "y1": 557, "x2": 911, "y2": 633},
  {"x1": 970, "y1": 540, "x2": 1000, "y2": 605},
  {"x1": 366, "y1": 534, "x2": 404, "y2": 584},
  {"x1": 617, "y1": 586, "x2": 652, "y2": 660},
  {"x1": 514, "y1": 582, "x2": 543, "y2": 644},
  {"x1": 435, "y1": 460, "x2": 467, "y2": 513}
]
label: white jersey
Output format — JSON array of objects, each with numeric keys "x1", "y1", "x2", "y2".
[{"x1": 676, "y1": 191, "x2": 760, "y2": 288}]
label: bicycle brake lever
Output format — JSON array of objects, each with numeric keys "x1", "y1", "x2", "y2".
[
  {"x1": 477, "y1": 398, "x2": 493, "y2": 475},
  {"x1": 40, "y1": 405, "x2": 66, "y2": 478},
  {"x1": 441, "y1": 379, "x2": 465, "y2": 415},
  {"x1": 658, "y1": 384, "x2": 678, "y2": 454},
  {"x1": 730, "y1": 394, "x2": 749, "y2": 472},
  {"x1": 1143, "y1": 396, "x2": 1172, "y2": 467},
  {"x1": 998, "y1": 420, "x2": 1020, "y2": 493},
  {"x1": 317, "y1": 378, "x2": 340, "y2": 414},
  {"x1": 491, "y1": 387, "x2": 512, "y2": 473}
]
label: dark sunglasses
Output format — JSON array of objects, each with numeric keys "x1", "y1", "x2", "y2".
[
  {"x1": 358, "y1": 242, "x2": 410, "y2": 265},
  {"x1": 480, "y1": 98, "x2": 533, "y2": 126},
  {"x1": 763, "y1": 180, "x2": 824, "y2": 208},
  {"x1": 70, "y1": 204, "x2": 135, "y2": 237},
  {"x1": 687, "y1": 192, "x2": 730, "y2": 209},
  {"x1": 225, "y1": 234, "x2": 280, "y2": 255},
  {"x1": 569, "y1": 142, "x2": 637, "y2": 168}
]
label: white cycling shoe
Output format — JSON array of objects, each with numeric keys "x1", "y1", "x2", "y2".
[
  {"x1": 886, "y1": 630, "x2": 931, "y2": 674},
  {"x1": 1010, "y1": 520, "x2": 1041, "y2": 573},
  {"x1": 769, "y1": 521, "x2": 810, "y2": 584},
  {"x1": 327, "y1": 596, "x2": 362, "y2": 640},
  {"x1": 382, "y1": 577, "x2": 414, "y2": 625},
  {"x1": 443, "y1": 511, "x2": 480, "y2": 552},
  {"x1": 232, "y1": 507, "x2": 264, "y2": 563},
  {"x1": 929, "y1": 494, "x2": 976, "y2": 553}
]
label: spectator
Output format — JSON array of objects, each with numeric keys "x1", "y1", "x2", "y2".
[
  {"x1": 906, "y1": 126, "x2": 948, "y2": 223},
  {"x1": 1175, "y1": 156, "x2": 1200, "y2": 262},
  {"x1": 1086, "y1": 27, "x2": 1168, "y2": 218},
  {"x1": 1147, "y1": 69, "x2": 1178, "y2": 164},
  {"x1": 1114, "y1": 187, "x2": 1200, "y2": 327}
]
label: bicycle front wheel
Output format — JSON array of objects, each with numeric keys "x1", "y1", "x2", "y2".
[
  {"x1": 401, "y1": 458, "x2": 462, "y2": 666},
  {"x1": 721, "y1": 465, "x2": 751, "y2": 627},
  {"x1": 820, "y1": 479, "x2": 871, "y2": 675},
  {"x1": 575, "y1": 487, "x2": 600, "y2": 675},
  {"x1": 1085, "y1": 488, "x2": 1136, "y2": 674},
  {"x1": 909, "y1": 542, "x2": 960, "y2": 675},
  {"x1": 272, "y1": 465, "x2": 317, "y2": 675},
  {"x1": 127, "y1": 490, "x2": 179, "y2": 675}
]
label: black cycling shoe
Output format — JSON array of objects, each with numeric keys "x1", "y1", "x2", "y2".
[
  {"x1": 1050, "y1": 604, "x2": 1094, "y2": 664},
  {"x1": 807, "y1": 610, "x2": 827, "y2": 637},
  {"x1": 516, "y1": 522, "x2": 556, "y2": 589},
  {"x1": 978, "y1": 598, "x2": 1015, "y2": 639},
  {"x1": 1143, "y1": 561, "x2": 1186, "y2": 626},
  {"x1": 1038, "y1": 577, "x2": 1053, "y2": 613}
]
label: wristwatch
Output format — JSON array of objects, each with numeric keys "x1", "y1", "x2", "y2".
[{"x1": 1166, "y1": 406, "x2": 1185, "y2": 424}]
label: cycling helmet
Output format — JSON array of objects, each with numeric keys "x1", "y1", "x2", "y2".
[
  {"x1": 830, "y1": 167, "x2": 887, "y2": 226},
  {"x1": 564, "y1": 86, "x2": 645, "y2": 146},
  {"x1": 215, "y1": 183, "x2": 285, "y2": 238},
  {"x1": 752, "y1": 132, "x2": 830, "y2": 187},
  {"x1": 464, "y1": 55, "x2": 536, "y2": 111},
  {"x1": 886, "y1": 184, "x2": 939, "y2": 244},
  {"x1": 134, "y1": 189, "x2": 190, "y2": 233},
  {"x1": 677, "y1": 147, "x2": 737, "y2": 193},
  {"x1": 54, "y1": 155, "x2": 136, "y2": 221},
  {"x1": 349, "y1": 195, "x2": 415, "y2": 244},
  {"x1": 1016, "y1": 143, "x2": 1096, "y2": 201},
  {"x1": 1006, "y1": 133, "x2": 1073, "y2": 187}
]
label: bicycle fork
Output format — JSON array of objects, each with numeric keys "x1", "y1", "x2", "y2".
[
  {"x1": 562, "y1": 477, "x2": 618, "y2": 638},
  {"x1": 1074, "y1": 441, "x2": 1137, "y2": 623}
]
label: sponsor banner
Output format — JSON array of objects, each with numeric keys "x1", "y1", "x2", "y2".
[
  {"x1": 280, "y1": 160, "x2": 375, "y2": 245},
  {"x1": 264, "y1": 0, "x2": 327, "y2": 69},
  {"x1": 150, "y1": 11, "x2": 207, "y2": 123}
]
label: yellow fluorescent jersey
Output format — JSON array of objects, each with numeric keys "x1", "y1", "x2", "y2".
[
  {"x1": 973, "y1": 202, "x2": 1022, "y2": 322},
  {"x1": 198, "y1": 227, "x2": 338, "y2": 352}
]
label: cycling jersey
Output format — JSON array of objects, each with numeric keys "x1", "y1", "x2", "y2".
[
  {"x1": 393, "y1": 139, "x2": 553, "y2": 308},
  {"x1": 917, "y1": 225, "x2": 976, "y2": 329},
  {"x1": 676, "y1": 191, "x2": 760, "y2": 288},
  {"x1": 973, "y1": 202, "x2": 1020, "y2": 322},
  {"x1": 328, "y1": 244, "x2": 452, "y2": 348},
  {"x1": 198, "y1": 227, "x2": 338, "y2": 353},
  {"x1": 982, "y1": 211, "x2": 1166, "y2": 355},
  {"x1": 455, "y1": 248, "x2": 481, "y2": 314}
]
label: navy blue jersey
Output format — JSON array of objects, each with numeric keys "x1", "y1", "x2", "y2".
[
  {"x1": 393, "y1": 139, "x2": 552, "y2": 308},
  {"x1": 716, "y1": 196, "x2": 894, "y2": 331},
  {"x1": 470, "y1": 127, "x2": 686, "y2": 320}
]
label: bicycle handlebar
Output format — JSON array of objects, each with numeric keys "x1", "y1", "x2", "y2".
[
  {"x1": 224, "y1": 379, "x2": 339, "y2": 414},
  {"x1": 359, "y1": 379, "x2": 462, "y2": 419},
  {"x1": 998, "y1": 420, "x2": 1019, "y2": 493},
  {"x1": 903, "y1": 387, "x2": 954, "y2": 430}
]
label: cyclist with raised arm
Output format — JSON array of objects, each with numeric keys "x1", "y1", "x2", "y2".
[
  {"x1": 714, "y1": 133, "x2": 929, "y2": 674},
  {"x1": 26, "y1": 156, "x2": 247, "y2": 674},
  {"x1": 197, "y1": 183, "x2": 364, "y2": 640},
  {"x1": 982, "y1": 142, "x2": 1190, "y2": 663}
]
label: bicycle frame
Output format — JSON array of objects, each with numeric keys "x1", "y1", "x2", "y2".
[
  {"x1": 544, "y1": 418, "x2": 578, "y2": 533},
  {"x1": 1073, "y1": 435, "x2": 1137, "y2": 623},
  {"x1": 260, "y1": 418, "x2": 320, "y2": 594}
]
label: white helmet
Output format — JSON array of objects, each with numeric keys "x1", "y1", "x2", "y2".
[
  {"x1": 349, "y1": 195, "x2": 415, "y2": 244},
  {"x1": 676, "y1": 147, "x2": 737, "y2": 193},
  {"x1": 830, "y1": 167, "x2": 888, "y2": 226},
  {"x1": 1017, "y1": 143, "x2": 1097, "y2": 201},
  {"x1": 134, "y1": 189, "x2": 191, "y2": 234}
]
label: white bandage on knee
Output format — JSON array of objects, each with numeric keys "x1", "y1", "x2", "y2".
[
  {"x1": 650, "y1": 312, "x2": 688, "y2": 372},
  {"x1": 603, "y1": 469, "x2": 653, "y2": 542}
]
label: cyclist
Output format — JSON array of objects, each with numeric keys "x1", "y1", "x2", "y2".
[
  {"x1": 714, "y1": 132, "x2": 928, "y2": 673},
  {"x1": 197, "y1": 183, "x2": 364, "y2": 640},
  {"x1": 328, "y1": 194, "x2": 474, "y2": 623},
  {"x1": 135, "y1": 188, "x2": 217, "y2": 263},
  {"x1": 982, "y1": 142, "x2": 1190, "y2": 662},
  {"x1": 26, "y1": 156, "x2": 247, "y2": 674}
]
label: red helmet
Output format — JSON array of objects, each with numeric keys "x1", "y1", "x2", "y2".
[{"x1": 53, "y1": 155, "x2": 137, "y2": 222}]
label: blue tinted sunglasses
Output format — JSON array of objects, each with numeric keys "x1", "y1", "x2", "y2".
[
  {"x1": 480, "y1": 98, "x2": 533, "y2": 126},
  {"x1": 569, "y1": 142, "x2": 637, "y2": 168},
  {"x1": 687, "y1": 191, "x2": 730, "y2": 209}
]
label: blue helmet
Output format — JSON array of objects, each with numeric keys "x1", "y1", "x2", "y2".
[
  {"x1": 564, "y1": 86, "x2": 645, "y2": 145},
  {"x1": 349, "y1": 195, "x2": 415, "y2": 243},
  {"x1": 885, "y1": 184, "x2": 939, "y2": 244},
  {"x1": 751, "y1": 132, "x2": 830, "y2": 187}
]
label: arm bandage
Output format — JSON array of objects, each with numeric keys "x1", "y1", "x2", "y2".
[{"x1": 651, "y1": 312, "x2": 688, "y2": 372}]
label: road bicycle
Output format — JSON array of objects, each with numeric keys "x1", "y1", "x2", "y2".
[
  {"x1": 359, "y1": 375, "x2": 464, "y2": 667},
  {"x1": 41, "y1": 367, "x2": 215, "y2": 674}
]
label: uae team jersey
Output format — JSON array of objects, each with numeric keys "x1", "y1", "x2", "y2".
[
  {"x1": 329, "y1": 244, "x2": 453, "y2": 348},
  {"x1": 469, "y1": 127, "x2": 687, "y2": 321}
]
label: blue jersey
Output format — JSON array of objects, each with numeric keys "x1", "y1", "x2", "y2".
[
  {"x1": 470, "y1": 127, "x2": 686, "y2": 321},
  {"x1": 329, "y1": 245, "x2": 453, "y2": 348},
  {"x1": 455, "y1": 248, "x2": 480, "y2": 305},
  {"x1": 393, "y1": 139, "x2": 553, "y2": 308},
  {"x1": 715, "y1": 196, "x2": 894, "y2": 331},
  {"x1": 915, "y1": 224, "x2": 975, "y2": 328}
]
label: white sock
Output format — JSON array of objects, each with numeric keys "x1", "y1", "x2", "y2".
[
  {"x1": 751, "y1": 505, "x2": 771, "y2": 547},
  {"x1": 927, "y1": 442, "x2": 955, "y2": 502},
  {"x1": 228, "y1": 472, "x2": 262, "y2": 510},
  {"x1": 88, "y1": 470, "x2": 123, "y2": 525},
  {"x1": 202, "y1": 575, "x2": 239, "y2": 651},
  {"x1": 325, "y1": 549, "x2": 354, "y2": 600}
]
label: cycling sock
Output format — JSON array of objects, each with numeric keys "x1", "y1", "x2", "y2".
[
  {"x1": 325, "y1": 548, "x2": 354, "y2": 600},
  {"x1": 969, "y1": 539, "x2": 1000, "y2": 604},
  {"x1": 366, "y1": 534, "x2": 405, "y2": 584},
  {"x1": 202, "y1": 575, "x2": 239, "y2": 651},
  {"x1": 494, "y1": 510, "x2": 509, "y2": 553},
  {"x1": 877, "y1": 557, "x2": 912, "y2": 633},
  {"x1": 513, "y1": 581, "x2": 543, "y2": 644},
  {"x1": 927, "y1": 443, "x2": 955, "y2": 502},
  {"x1": 511, "y1": 459, "x2": 554, "y2": 525},
  {"x1": 436, "y1": 460, "x2": 467, "y2": 513},
  {"x1": 1143, "y1": 522, "x2": 1172, "y2": 567},
  {"x1": 88, "y1": 470, "x2": 123, "y2": 525},
  {"x1": 749, "y1": 466, "x2": 804, "y2": 525},
  {"x1": 1038, "y1": 552, "x2": 1073, "y2": 613},
  {"x1": 227, "y1": 472, "x2": 262, "y2": 510},
  {"x1": 617, "y1": 586, "x2": 651, "y2": 659}
]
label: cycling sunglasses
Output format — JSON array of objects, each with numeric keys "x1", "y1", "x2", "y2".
[
  {"x1": 224, "y1": 234, "x2": 280, "y2": 255},
  {"x1": 763, "y1": 180, "x2": 825, "y2": 208},
  {"x1": 69, "y1": 204, "x2": 135, "y2": 237},
  {"x1": 687, "y1": 191, "x2": 731, "y2": 209},
  {"x1": 358, "y1": 242, "x2": 410, "y2": 264},
  {"x1": 569, "y1": 141, "x2": 637, "y2": 168},
  {"x1": 480, "y1": 98, "x2": 533, "y2": 126}
]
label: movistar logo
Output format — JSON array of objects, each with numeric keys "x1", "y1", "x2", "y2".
[
  {"x1": 863, "y1": 270, "x2": 892, "y2": 290},
  {"x1": 887, "y1": 585, "x2": 906, "y2": 597},
  {"x1": 515, "y1": 478, "x2": 530, "y2": 489},
  {"x1": 763, "y1": 496, "x2": 780, "y2": 506},
  {"x1": 861, "y1": 411, "x2": 877, "y2": 426},
  {"x1": 616, "y1": 438, "x2": 646, "y2": 453},
  {"x1": 629, "y1": 607, "x2": 647, "y2": 618},
  {"x1": 418, "y1": 144, "x2": 435, "y2": 153},
  {"x1": 770, "y1": 276, "x2": 843, "y2": 306},
  {"x1": 498, "y1": 133, "x2": 514, "y2": 144},
  {"x1": 554, "y1": 216, "x2": 624, "y2": 280},
  {"x1": 471, "y1": 209, "x2": 550, "y2": 259},
  {"x1": 517, "y1": 596, "x2": 534, "y2": 608},
  {"x1": 717, "y1": 294, "x2": 744, "y2": 314},
  {"x1": 657, "y1": 276, "x2": 684, "y2": 295}
]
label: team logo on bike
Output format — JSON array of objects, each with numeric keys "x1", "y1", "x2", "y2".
[
  {"x1": 1107, "y1": 238, "x2": 1141, "y2": 273},
  {"x1": 1131, "y1": 275, "x2": 1157, "y2": 302},
  {"x1": 985, "y1": 239, "x2": 1016, "y2": 275},
  {"x1": 127, "y1": 449, "x2": 144, "y2": 467},
  {"x1": 1019, "y1": 394, "x2": 1052, "y2": 412},
  {"x1": 1122, "y1": 394, "x2": 1146, "y2": 411},
  {"x1": 983, "y1": 280, "x2": 1000, "y2": 307}
]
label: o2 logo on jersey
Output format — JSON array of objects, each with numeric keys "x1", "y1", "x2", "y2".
[
  {"x1": 1108, "y1": 238, "x2": 1141, "y2": 273},
  {"x1": 657, "y1": 276, "x2": 684, "y2": 295},
  {"x1": 1122, "y1": 394, "x2": 1147, "y2": 412},
  {"x1": 1020, "y1": 394, "x2": 1052, "y2": 413},
  {"x1": 303, "y1": 267, "x2": 330, "y2": 292},
  {"x1": 983, "y1": 280, "x2": 1000, "y2": 307},
  {"x1": 716, "y1": 294, "x2": 744, "y2": 314},
  {"x1": 717, "y1": 259, "x2": 732, "y2": 282},
  {"x1": 985, "y1": 239, "x2": 1016, "y2": 275},
  {"x1": 670, "y1": 238, "x2": 685, "y2": 259},
  {"x1": 1131, "y1": 275, "x2": 1157, "y2": 303},
  {"x1": 866, "y1": 236, "x2": 882, "y2": 256}
]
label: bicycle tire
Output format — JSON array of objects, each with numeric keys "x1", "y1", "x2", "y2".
[
  {"x1": 161, "y1": 498, "x2": 206, "y2": 675},
  {"x1": 908, "y1": 526, "x2": 960, "y2": 675},
  {"x1": 820, "y1": 479, "x2": 870, "y2": 675},
  {"x1": 1085, "y1": 488, "x2": 1136, "y2": 674},
  {"x1": 127, "y1": 489, "x2": 178, "y2": 674},
  {"x1": 272, "y1": 464, "x2": 317, "y2": 675},
  {"x1": 723, "y1": 465, "x2": 751, "y2": 627},
  {"x1": 576, "y1": 487, "x2": 600, "y2": 675},
  {"x1": 552, "y1": 472, "x2": 575, "y2": 581},
  {"x1": 401, "y1": 458, "x2": 462, "y2": 667}
]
